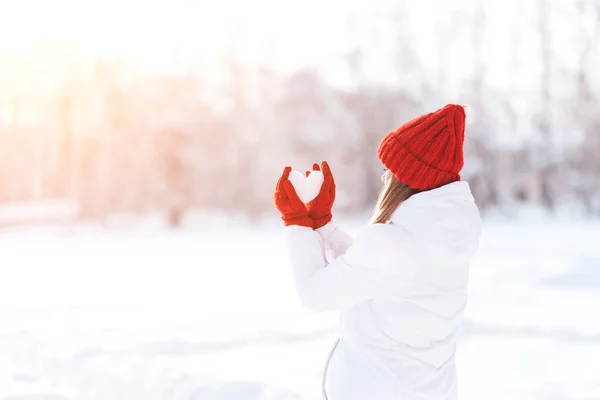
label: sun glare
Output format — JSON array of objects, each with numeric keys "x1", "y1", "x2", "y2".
[
  {"x1": 0, "y1": 0, "x2": 262, "y2": 100},
  {"x1": 0, "y1": 0, "x2": 360, "y2": 103},
  {"x1": 0, "y1": 0, "x2": 233, "y2": 58}
]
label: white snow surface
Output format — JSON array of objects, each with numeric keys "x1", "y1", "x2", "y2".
[{"x1": 0, "y1": 217, "x2": 599, "y2": 400}]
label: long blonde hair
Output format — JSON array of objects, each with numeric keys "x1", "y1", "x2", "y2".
[{"x1": 370, "y1": 172, "x2": 420, "y2": 224}]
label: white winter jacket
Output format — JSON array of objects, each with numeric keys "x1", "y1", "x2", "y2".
[{"x1": 285, "y1": 181, "x2": 481, "y2": 400}]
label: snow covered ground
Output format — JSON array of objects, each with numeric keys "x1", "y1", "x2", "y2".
[{"x1": 0, "y1": 217, "x2": 599, "y2": 400}]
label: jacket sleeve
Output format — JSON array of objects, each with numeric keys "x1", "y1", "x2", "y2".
[
  {"x1": 316, "y1": 219, "x2": 353, "y2": 259},
  {"x1": 285, "y1": 224, "x2": 404, "y2": 312}
]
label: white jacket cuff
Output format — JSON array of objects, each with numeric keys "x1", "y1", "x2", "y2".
[{"x1": 316, "y1": 219, "x2": 338, "y2": 241}]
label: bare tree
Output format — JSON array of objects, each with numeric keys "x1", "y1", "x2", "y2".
[{"x1": 570, "y1": 0, "x2": 600, "y2": 214}]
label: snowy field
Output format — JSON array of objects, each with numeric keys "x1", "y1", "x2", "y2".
[{"x1": 0, "y1": 216, "x2": 599, "y2": 400}]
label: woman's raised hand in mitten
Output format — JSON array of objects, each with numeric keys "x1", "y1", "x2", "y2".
[
  {"x1": 306, "y1": 161, "x2": 335, "y2": 229},
  {"x1": 274, "y1": 166, "x2": 313, "y2": 228}
]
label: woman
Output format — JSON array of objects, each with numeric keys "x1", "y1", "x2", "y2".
[{"x1": 274, "y1": 104, "x2": 481, "y2": 400}]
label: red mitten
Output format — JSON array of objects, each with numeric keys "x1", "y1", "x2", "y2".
[
  {"x1": 274, "y1": 166, "x2": 313, "y2": 228},
  {"x1": 306, "y1": 161, "x2": 335, "y2": 229}
]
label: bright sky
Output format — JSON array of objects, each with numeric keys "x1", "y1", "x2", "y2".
[
  {"x1": 0, "y1": 0, "x2": 584, "y2": 101},
  {"x1": 0, "y1": 0, "x2": 351, "y2": 67},
  {"x1": 0, "y1": 0, "x2": 482, "y2": 63}
]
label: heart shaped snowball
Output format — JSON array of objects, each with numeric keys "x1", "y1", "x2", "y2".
[{"x1": 288, "y1": 170, "x2": 324, "y2": 204}]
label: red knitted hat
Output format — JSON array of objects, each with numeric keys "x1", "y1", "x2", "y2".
[{"x1": 378, "y1": 104, "x2": 466, "y2": 191}]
